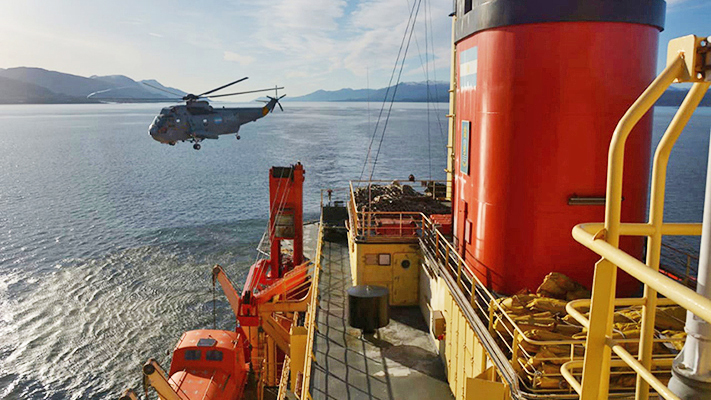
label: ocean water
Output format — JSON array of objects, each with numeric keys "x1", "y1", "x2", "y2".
[
  {"x1": 0, "y1": 101, "x2": 449, "y2": 399},
  {"x1": 0, "y1": 102, "x2": 708, "y2": 399}
]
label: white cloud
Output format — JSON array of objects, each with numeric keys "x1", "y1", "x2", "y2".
[{"x1": 223, "y1": 51, "x2": 255, "y2": 66}]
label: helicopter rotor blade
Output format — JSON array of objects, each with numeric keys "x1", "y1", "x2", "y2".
[
  {"x1": 141, "y1": 82, "x2": 184, "y2": 97},
  {"x1": 265, "y1": 94, "x2": 286, "y2": 113},
  {"x1": 204, "y1": 86, "x2": 285, "y2": 99},
  {"x1": 86, "y1": 97, "x2": 184, "y2": 102},
  {"x1": 197, "y1": 77, "x2": 249, "y2": 97}
]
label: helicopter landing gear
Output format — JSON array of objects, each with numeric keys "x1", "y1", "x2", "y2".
[{"x1": 193, "y1": 143, "x2": 201, "y2": 150}]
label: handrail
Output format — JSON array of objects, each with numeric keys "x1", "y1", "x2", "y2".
[
  {"x1": 569, "y1": 36, "x2": 711, "y2": 400},
  {"x1": 299, "y1": 216, "x2": 323, "y2": 399},
  {"x1": 418, "y1": 215, "x2": 524, "y2": 398},
  {"x1": 276, "y1": 356, "x2": 290, "y2": 400}
]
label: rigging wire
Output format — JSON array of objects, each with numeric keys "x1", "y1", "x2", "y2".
[
  {"x1": 368, "y1": 0, "x2": 423, "y2": 182},
  {"x1": 427, "y1": 0, "x2": 447, "y2": 146},
  {"x1": 358, "y1": 0, "x2": 421, "y2": 183},
  {"x1": 424, "y1": 0, "x2": 432, "y2": 180},
  {"x1": 409, "y1": 0, "x2": 447, "y2": 149},
  {"x1": 409, "y1": 0, "x2": 446, "y2": 180}
]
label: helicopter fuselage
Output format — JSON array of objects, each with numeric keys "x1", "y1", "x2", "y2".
[{"x1": 148, "y1": 100, "x2": 273, "y2": 147}]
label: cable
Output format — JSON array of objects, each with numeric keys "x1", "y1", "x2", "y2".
[
  {"x1": 368, "y1": 0, "x2": 423, "y2": 181},
  {"x1": 358, "y1": 0, "x2": 421, "y2": 183}
]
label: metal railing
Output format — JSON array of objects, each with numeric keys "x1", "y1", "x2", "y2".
[
  {"x1": 565, "y1": 39, "x2": 711, "y2": 400},
  {"x1": 419, "y1": 216, "x2": 686, "y2": 398},
  {"x1": 277, "y1": 356, "x2": 290, "y2": 400},
  {"x1": 299, "y1": 217, "x2": 323, "y2": 399},
  {"x1": 347, "y1": 179, "x2": 448, "y2": 242},
  {"x1": 419, "y1": 216, "x2": 526, "y2": 397}
]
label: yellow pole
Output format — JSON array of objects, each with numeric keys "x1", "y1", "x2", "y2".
[
  {"x1": 446, "y1": 15, "x2": 457, "y2": 201},
  {"x1": 637, "y1": 80, "x2": 711, "y2": 400},
  {"x1": 580, "y1": 56, "x2": 685, "y2": 400}
]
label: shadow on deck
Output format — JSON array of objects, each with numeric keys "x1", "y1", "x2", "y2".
[{"x1": 310, "y1": 240, "x2": 453, "y2": 400}]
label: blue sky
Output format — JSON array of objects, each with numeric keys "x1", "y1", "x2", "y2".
[{"x1": 0, "y1": 0, "x2": 708, "y2": 97}]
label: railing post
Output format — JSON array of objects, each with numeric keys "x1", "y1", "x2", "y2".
[
  {"x1": 435, "y1": 232, "x2": 441, "y2": 262},
  {"x1": 580, "y1": 55, "x2": 684, "y2": 400},
  {"x1": 456, "y1": 258, "x2": 463, "y2": 289},
  {"x1": 581, "y1": 258, "x2": 617, "y2": 399}
]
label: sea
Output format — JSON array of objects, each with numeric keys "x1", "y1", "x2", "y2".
[{"x1": 0, "y1": 102, "x2": 708, "y2": 399}]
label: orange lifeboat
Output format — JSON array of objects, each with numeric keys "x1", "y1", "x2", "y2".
[{"x1": 165, "y1": 330, "x2": 249, "y2": 400}]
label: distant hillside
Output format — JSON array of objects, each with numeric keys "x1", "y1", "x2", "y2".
[
  {"x1": 658, "y1": 86, "x2": 711, "y2": 107},
  {"x1": 0, "y1": 76, "x2": 89, "y2": 104},
  {"x1": 137, "y1": 79, "x2": 188, "y2": 98},
  {"x1": 0, "y1": 68, "x2": 708, "y2": 106},
  {"x1": 0, "y1": 67, "x2": 184, "y2": 104},
  {"x1": 289, "y1": 81, "x2": 711, "y2": 106},
  {"x1": 0, "y1": 67, "x2": 112, "y2": 98},
  {"x1": 288, "y1": 81, "x2": 449, "y2": 102}
]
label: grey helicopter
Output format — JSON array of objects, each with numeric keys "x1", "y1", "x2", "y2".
[{"x1": 89, "y1": 77, "x2": 285, "y2": 150}]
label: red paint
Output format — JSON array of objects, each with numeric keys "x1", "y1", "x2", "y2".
[
  {"x1": 430, "y1": 214, "x2": 453, "y2": 236},
  {"x1": 168, "y1": 329, "x2": 249, "y2": 400},
  {"x1": 163, "y1": 164, "x2": 310, "y2": 399},
  {"x1": 269, "y1": 164, "x2": 305, "y2": 271},
  {"x1": 454, "y1": 22, "x2": 658, "y2": 295}
]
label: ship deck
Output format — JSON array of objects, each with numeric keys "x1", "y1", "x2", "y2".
[{"x1": 307, "y1": 233, "x2": 453, "y2": 400}]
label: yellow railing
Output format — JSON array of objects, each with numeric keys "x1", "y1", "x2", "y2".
[
  {"x1": 419, "y1": 216, "x2": 524, "y2": 396},
  {"x1": 276, "y1": 356, "x2": 290, "y2": 400},
  {"x1": 347, "y1": 180, "x2": 447, "y2": 242},
  {"x1": 566, "y1": 35, "x2": 711, "y2": 400},
  {"x1": 271, "y1": 216, "x2": 322, "y2": 400},
  {"x1": 299, "y1": 217, "x2": 323, "y2": 399}
]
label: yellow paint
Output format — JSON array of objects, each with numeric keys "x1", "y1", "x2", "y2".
[
  {"x1": 667, "y1": 35, "x2": 710, "y2": 83},
  {"x1": 435, "y1": 270, "x2": 490, "y2": 399},
  {"x1": 465, "y1": 367, "x2": 509, "y2": 400},
  {"x1": 348, "y1": 239, "x2": 421, "y2": 306},
  {"x1": 142, "y1": 359, "x2": 182, "y2": 400},
  {"x1": 571, "y1": 36, "x2": 711, "y2": 400},
  {"x1": 446, "y1": 15, "x2": 457, "y2": 200},
  {"x1": 289, "y1": 325, "x2": 308, "y2": 390},
  {"x1": 299, "y1": 221, "x2": 323, "y2": 400}
]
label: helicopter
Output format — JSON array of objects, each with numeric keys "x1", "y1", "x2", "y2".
[{"x1": 89, "y1": 77, "x2": 285, "y2": 150}]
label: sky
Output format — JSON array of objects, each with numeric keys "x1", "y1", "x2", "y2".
[{"x1": 0, "y1": 0, "x2": 708, "y2": 97}]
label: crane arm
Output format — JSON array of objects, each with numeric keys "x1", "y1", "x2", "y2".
[
  {"x1": 142, "y1": 359, "x2": 183, "y2": 400},
  {"x1": 212, "y1": 265, "x2": 242, "y2": 318}
]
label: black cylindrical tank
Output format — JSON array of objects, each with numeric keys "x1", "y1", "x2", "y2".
[{"x1": 347, "y1": 285, "x2": 390, "y2": 333}]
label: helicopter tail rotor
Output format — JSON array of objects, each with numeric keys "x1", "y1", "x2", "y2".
[{"x1": 265, "y1": 94, "x2": 286, "y2": 113}]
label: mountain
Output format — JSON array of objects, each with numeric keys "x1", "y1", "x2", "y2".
[
  {"x1": 657, "y1": 86, "x2": 711, "y2": 107},
  {"x1": 289, "y1": 81, "x2": 711, "y2": 106},
  {"x1": 0, "y1": 67, "x2": 112, "y2": 98},
  {"x1": 288, "y1": 81, "x2": 449, "y2": 102},
  {"x1": 0, "y1": 76, "x2": 89, "y2": 104},
  {"x1": 138, "y1": 79, "x2": 188, "y2": 98},
  {"x1": 0, "y1": 67, "x2": 183, "y2": 103},
  {"x1": 88, "y1": 75, "x2": 188, "y2": 100}
]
